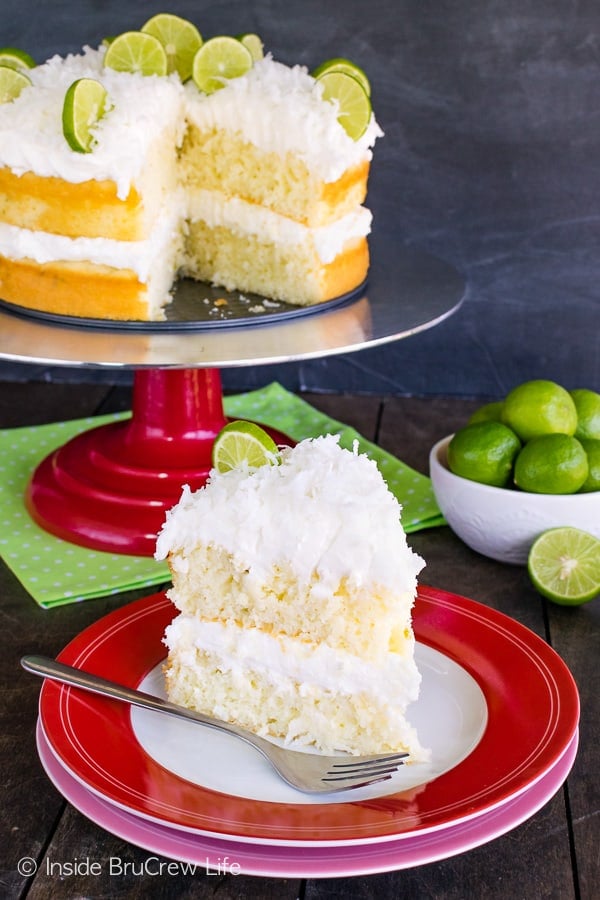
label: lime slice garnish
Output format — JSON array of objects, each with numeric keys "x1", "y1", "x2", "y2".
[
  {"x1": 103, "y1": 30, "x2": 168, "y2": 76},
  {"x1": 0, "y1": 64, "x2": 31, "y2": 103},
  {"x1": 212, "y1": 421, "x2": 280, "y2": 473},
  {"x1": 528, "y1": 527, "x2": 600, "y2": 606},
  {"x1": 141, "y1": 13, "x2": 203, "y2": 81},
  {"x1": 315, "y1": 69, "x2": 372, "y2": 140},
  {"x1": 0, "y1": 46, "x2": 35, "y2": 70},
  {"x1": 192, "y1": 35, "x2": 253, "y2": 94},
  {"x1": 312, "y1": 57, "x2": 370, "y2": 97},
  {"x1": 236, "y1": 33, "x2": 264, "y2": 62},
  {"x1": 62, "y1": 78, "x2": 108, "y2": 153}
]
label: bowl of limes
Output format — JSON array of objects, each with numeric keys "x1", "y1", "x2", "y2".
[{"x1": 429, "y1": 380, "x2": 600, "y2": 567}]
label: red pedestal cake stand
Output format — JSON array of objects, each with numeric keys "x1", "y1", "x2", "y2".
[
  {"x1": 0, "y1": 248, "x2": 465, "y2": 556},
  {"x1": 24, "y1": 368, "x2": 290, "y2": 556}
]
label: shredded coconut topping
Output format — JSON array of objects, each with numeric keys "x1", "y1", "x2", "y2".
[{"x1": 155, "y1": 434, "x2": 424, "y2": 593}]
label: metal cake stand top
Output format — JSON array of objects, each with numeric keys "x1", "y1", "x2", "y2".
[{"x1": 0, "y1": 247, "x2": 464, "y2": 370}]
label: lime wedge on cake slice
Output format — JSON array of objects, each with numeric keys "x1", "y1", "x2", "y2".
[
  {"x1": 528, "y1": 526, "x2": 600, "y2": 606},
  {"x1": 0, "y1": 64, "x2": 32, "y2": 103},
  {"x1": 212, "y1": 421, "x2": 280, "y2": 473},
  {"x1": 0, "y1": 47, "x2": 35, "y2": 71},
  {"x1": 62, "y1": 78, "x2": 108, "y2": 153},
  {"x1": 103, "y1": 30, "x2": 168, "y2": 77},
  {"x1": 192, "y1": 36, "x2": 253, "y2": 94},
  {"x1": 315, "y1": 69, "x2": 372, "y2": 140},
  {"x1": 312, "y1": 57, "x2": 371, "y2": 97},
  {"x1": 141, "y1": 13, "x2": 203, "y2": 81}
]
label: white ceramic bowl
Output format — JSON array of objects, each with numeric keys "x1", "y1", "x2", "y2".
[{"x1": 429, "y1": 435, "x2": 600, "y2": 565}]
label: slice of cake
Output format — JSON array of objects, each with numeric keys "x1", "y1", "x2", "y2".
[
  {"x1": 155, "y1": 433, "x2": 428, "y2": 759},
  {"x1": 0, "y1": 19, "x2": 382, "y2": 321}
]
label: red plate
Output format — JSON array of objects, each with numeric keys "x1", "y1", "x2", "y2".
[{"x1": 38, "y1": 586, "x2": 579, "y2": 844}]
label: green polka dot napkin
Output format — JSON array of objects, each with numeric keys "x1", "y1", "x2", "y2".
[{"x1": 0, "y1": 382, "x2": 443, "y2": 608}]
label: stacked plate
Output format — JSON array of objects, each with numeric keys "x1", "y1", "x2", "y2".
[{"x1": 37, "y1": 587, "x2": 579, "y2": 878}]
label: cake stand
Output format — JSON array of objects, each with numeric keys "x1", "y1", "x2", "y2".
[{"x1": 0, "y1": 246, "x2": 465, "y2": 556}]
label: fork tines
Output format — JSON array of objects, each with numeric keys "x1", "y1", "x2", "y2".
[{"x1": 322, "y1": 752, "x2": 409, "y2": 783}]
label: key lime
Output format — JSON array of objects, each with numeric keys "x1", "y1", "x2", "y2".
[
  {"x1": 237, "y1": 33, "x2": 264, "y2": 62},
  {"x1": 579, "y1": 439, "x2": 600, "y2": 492},
  {"x1": 467, "y1": 400, "x2": 504, "y2": 425},
  {"x1": 570, "y1": 388, "x2": 600, "y2": 441},
  {"x1": 0, "y1": 47, "x2": 35, "y2": 70},
  {"x1": 446, "y1": 422, "x2": 522, "y2": 487},
  {"x1": 502, "y1": 379, "x2": 577, "y2": 442},
  {"x1": 103, "y1": 30, "x2": 168, "y2": 77},
  {"x1": 513, "y1": 434, "x2": 588, "y2": 494},
  {"x1": 312, "y1": 57, "x2": 371, "y2": 97},
  {"x1": 528, "y1": 527, "x2": 600, "y2": 605},
  {"x1": 62, "y1": 78, "x2": 108, "y2": 153},
  {"x1": 315, "y1": 69, "x2": 372, "y2": 140},
  {"x1": 192, "y1": 36, "x2": 253, "y2": 94},
  {"x1": 212, "y1": 421, "x2": 280, "y2": 473},
  {"x1": 0, "y1": 64, "x2": 31, "y2": 103},
  {"x1": 141, "y1": 13, "x2": 202, "y2": 81}
]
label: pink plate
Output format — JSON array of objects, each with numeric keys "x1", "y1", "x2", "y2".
[
  {"x1": 38, "y1": 587, "x2": 579, "y2": 845},
  {"x1": 37, "y1": 721, "x2": 578, "y2": 878}
]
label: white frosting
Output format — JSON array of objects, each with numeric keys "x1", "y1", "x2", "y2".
[
  {"x1": 0, "y1": 49, "x2": 382, "y2": 195},
  {"x1": 156, "y1": 434, "x2": 425, "y2": 594},
  {"x1": 164, "y1": 616, "x2": 421, "y2": 706},
  {"x1": 0, "y1": 46, "x2": 186, "y2": 198},
  {"x1": 184, "y1": 55, "x2": 383, "y2": 183},
  {"x1": 187, "y1": 190, "x2": 372, "y2": 262},
  {"x1": 0, "y1": 207, "x2": 183, "y2": 281}
]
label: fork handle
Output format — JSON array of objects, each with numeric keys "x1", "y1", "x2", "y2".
[{"x1": 21, "y1": 654, "x2": 272, "y2": 757}]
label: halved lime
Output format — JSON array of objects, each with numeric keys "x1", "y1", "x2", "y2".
[
  {"x1": 312, "y1": 57, "x2": 371, "y2": 97},
  {"x1": 315, "y1": 69, "x2": 372, "y2": 140},
  {"x1": 192, "y1": 35, "x2": 253, "y2": 94},
  {"x1": 103, "y1": 30, "x2": 168, "y2": 77},
  {"x1": 62, "y1": 78, "x2": 108, "y2": 153},
  {"x1": 0, "y1": 64, "x2": 31, "y2": 103},
  {"x1": 237, "y1": 33, "x2": 264, "y2": 62},
  {"x1": 141, "y1": 13, "x2": 202, "y2": 81},
  {"x1": 0, "y1": 47, "x2": 35, "y2": 70},
  {"x1": 528, "y1": 527, "x2": 600, "y2": 606},
  {"x1": 212, "y1": 421, "x2": 280, "y2": 473}
]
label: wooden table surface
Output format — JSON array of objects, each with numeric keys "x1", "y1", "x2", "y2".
[{"x1": 1, "y1": 379, "x2": 597, "y2": 900}]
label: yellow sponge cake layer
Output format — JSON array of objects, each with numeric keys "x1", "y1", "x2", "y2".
[
  {"x1": 0, "y1": 168, "x2": 145, "y2": 241},
  {"x1": 184, "y1": 223, "x2": 368, "y2": 305},
  {"x1": 181, "y1": 127, "x2": 370, "y2": 228},
  {"x1": 0, "y1": 255, "x2": 150, "y2": 321}
]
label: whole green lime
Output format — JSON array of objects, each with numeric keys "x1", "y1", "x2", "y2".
[
  {"x1": 579, "y1": 438, "x2": 600, "y2": 492},
  {"x1": 570, "y1": 388, "x2": 600, "y2": 441},
  {"x1": 502, "y1": 379, "x2": 577, "y2": 442},
  {"x1": 513, "y1": 434, "x2": 589, "y2": 494},
  {"x1": 467, "y1": 400, "x2": 504, "y2": 425},
  {"x1": 447, "y1": 422, "x2": 522, "y2": 487}
]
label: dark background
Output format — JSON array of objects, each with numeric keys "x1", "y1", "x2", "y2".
[{"x1": 2, "y1": 0, "x2": 599, "y2": 398}]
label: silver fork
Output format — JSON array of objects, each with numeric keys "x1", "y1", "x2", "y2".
[{"x1": 22, "y1": 654, "x2": 408, "y2": 794}]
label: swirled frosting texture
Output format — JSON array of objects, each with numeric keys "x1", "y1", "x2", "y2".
[{"x1": 156, "y1": 434, "x2": 424, "y2": 594}]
